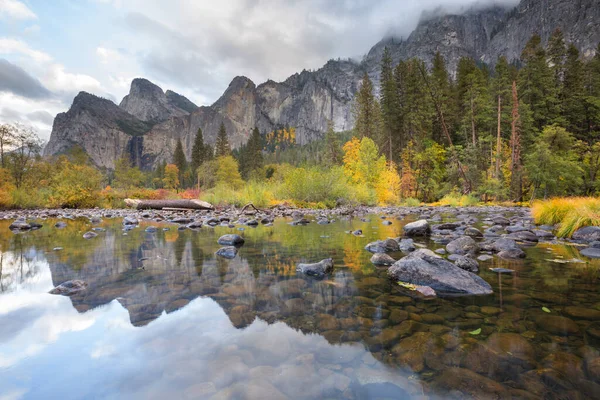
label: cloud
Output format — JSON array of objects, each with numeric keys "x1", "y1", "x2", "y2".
[
  {"x1": 0, "y1": 0, "x2": 36, "y2": 20},
  {"x1": 26, "y1": 110, "x2": 53, "y2": 125},
  {"x1": 0, "y1": 58, "x2": 52, "y2": 99},
  {"x1": 0, "y1": 38, "x2": 51, "y2": 63}
]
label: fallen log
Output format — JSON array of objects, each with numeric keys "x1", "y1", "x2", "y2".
[{"x1": 125, "y1": 199, "x2": 214, "y2": 210}]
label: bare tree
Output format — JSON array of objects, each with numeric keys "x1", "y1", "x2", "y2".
[
  {"x1": 5, "y1": 124, "x2": 43, "y2": 188},
  {"x1": 0, "y1": 124, "x2": 15, "y2": 168}
]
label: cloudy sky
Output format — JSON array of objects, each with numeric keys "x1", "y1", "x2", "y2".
[{"x1": 0, "y1": 0, "x2": 518, "y2": 140}]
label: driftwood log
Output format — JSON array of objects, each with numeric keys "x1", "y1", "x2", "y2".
[{"x1": 125, "y1": 199, "x2": 213, "y2": 210}]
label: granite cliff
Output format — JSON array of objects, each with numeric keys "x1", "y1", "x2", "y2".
[{"x1": 43, "y1": 0, "x2": 600, "y2": 170}]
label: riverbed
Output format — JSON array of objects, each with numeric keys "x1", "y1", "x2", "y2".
[{"x1": 1, "y1": 207, "x2": 600, "y2": 399}]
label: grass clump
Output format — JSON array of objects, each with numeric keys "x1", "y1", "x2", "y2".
[
  {"x1": 532, "y1": 197, "x2": 600, "y2": 237},
  {"x1": 433, "y1": 193, "x2": 480, "y2": 207}
]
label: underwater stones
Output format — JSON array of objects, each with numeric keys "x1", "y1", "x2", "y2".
[
  {"x1": 433, "y1": 367, "x2": 507, "y2": 399},
  {"x1": 446, "y1": 236, "x2": 479, "y2": 255},
  {"x1": 388, "y1": 251, "x2": 493, "y2": 296},
  {"x1": 296, "y1": 258, "x2": 334, "y2": 278},
  {"x1": 365, "y1": 238, "x2": 399, "y2": 253},
  {"x1": 542, "y1": 352, "x2": 586, "y2": 386},
  {"x1": 54, "y1": 221, "x2": 67, "y2": 228},
  {"x1": 464, "y1": 227, "x2": 483, "y2": 238},
  {"x1": 216, "y1": 246, "x2": 238, "y2": 259},
  {"x1": 82, "y1": 231, "x2": 98, "y2": 239},
  {"x1": 453, "y1": 255, "x2": 479, "y2": 272},
  {"x1": 572, "y1": 226, "x2": 600, "y2": 242},
  {"x1": 49, "y1": 280, "x2": 88, "y2": 296},
  {"x1": 564, "y1": 306, "x2": 600, "y2": 320},
  {"x1": 392, "y1": 332, "x2": 434, "y2": 372},
  {"x1": 403, "y1": 219, "x2": 430, "y2": 237},
  {"x1": 217, "y1": 234, "x2": 245, "y2": 246},
  {"x1": 536, "y1": 315, "x2": 580, "y2": 336},
  {"x1": 389, "y1": 309, "x2": 409, "y2": 324},
  {"x1": 480, "y1": 306, "x2": 502, "y2": 316},
  {"x1": 370, "y1": 253, "x2": 396, "y2": 266}
]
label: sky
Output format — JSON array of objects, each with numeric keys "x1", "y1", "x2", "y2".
[{"x1": 0, "y1": 0, "x2": 519, "y2": 140}]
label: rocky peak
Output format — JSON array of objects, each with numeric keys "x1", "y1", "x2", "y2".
[
  {"x1": 165, "y1": 90, "x2": 198, "y2": 113},
  {"x1": 119, "y1": 78, "x2": 190, "y2": 124}
]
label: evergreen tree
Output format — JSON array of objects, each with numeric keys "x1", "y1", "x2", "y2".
[
  {"x1": 215, "y1": 122, "x2": 231, "y2": 157},
  {"x1": 240, "y1": 127, "x2": 263, "y2": 179},
  {"x1": 492, "y1": 56, "x2": 514, "y2": 179},
  {"x1": 190, "y1": 128, "x2": 206, "y2": 176},
  {"x1": 379, "y1": 47, "x2": 400, "y2": 160},
  {"x1": 430, "y1": 52, "x2": 456, "y2": 144},
  {"x1": 324, "y1": 120, "x2": 342, "y2": 166},
  {"x1": 562, "y1": 44, "x2": 586, "y2": 138},
  {"x1": 173, "y1": 138, "x2": 188, "y2": 187},
  {"x1": 548, "y1": 28, "x2": 567, "y2": 87},
  {"x1": 353, "y1": 72, "x2": 380, "y2": 140}
]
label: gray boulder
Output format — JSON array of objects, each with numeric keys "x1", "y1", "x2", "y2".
[
  {"x1": 365, "y1": 239, "x2": 399, "y2": 253},
  {"x1": 296, "y1": 258, "x2": 334, "y2": 278},
  {"x1": 581, "y1": 247, "x2": 600, "y2": 259},
  {"x1": 572, "y1": 226, "x2": 600, "y2": 242},
  {"x1": 403, "y1": 220, "x2": 430, "y2": 237},
  {"x1": 123, "y1": 216, "x2": 139, "y2": 225},
  {"x1": 398, "y1": 238, "x2": 416, "y2": 252},
  {"x1": 498, "y1": 248, "x2": 526, "y2": 259},
  {"x1": 454, "y1": 255, "x2": 479, "y2": 272},
  {"x1": 506, "y1": 230, "x2": 538, "y2": 243},
  {"x1": 370, "y1": 253, "x2": 396, "y2": 266},
  {"x1": 218, "y1": 234, "x2": 245, "y2": 246},
  {"x1": 387, "y1": 251, "x2": 492, "y2": 296},
  {"x1": 446, "y1": 236, "x2": 479, "y2": 255},
  {"x1": 216, "y1": 246, "x2": 238, "y2": 259},
  {"x1": 464, "y1": 227, "x2": 483, "y2": 238},
  {"x1": 9, "y1": 220, "x2": 31, "y2": 231},
  {"x1": 82, "y1": 231, "x2": 98, "y2": 239}
]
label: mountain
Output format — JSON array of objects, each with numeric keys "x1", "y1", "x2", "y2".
[{"x1": 43, "y1": 0, "x2": 600, "y2": 170}]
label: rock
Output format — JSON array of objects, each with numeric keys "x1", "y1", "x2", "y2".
[
  {"x1": 9, "y1": 220, "x2": 31, "y2": 231},
  {"x1": 477, "y1": 254, "x2": 493, "y2": 261},
  {"x1": 454, "y1": 255, "x2": 479, "y2": 272},
  {"x1": 464, "y1": 227, "x2": 483, "y2": 238},
  {"x1": 433, "y1": 367, "x2": 507, "y2": 398},
  {"x1": 403, "y1": 219, "x2": 430, "y2": 237},
  {"x1": 352, "y1": 229, "x2": 363, "y2": 236},
  {"x1": 498, "y1": 248, "x2": 526, "y2": 259},
  {"x1": 216, "y1": 246, "x2": 238, "y2": 259},
  {"x1": 437, "y1": 222, "x2": 460, "y2": 230},
  {"x1": 145, "y1": 226, "x2": 157, "y2": 233},
  {"x1": 387, "y1": 250, "x2": 492, "y2": 296},
  {"x1": 217, "y1": 234, "x2": 245, "y2": 246},
  {"x1": 296, "y1": 258, "x2": 334, "y2": 278},
  {"x1": 489, "y1": 267, "x2": 514, "y2": 273},
  {"x1": 370, "y1": 253, "x2": 396, "y2": 266},
  {"x1": 365, "y1": 239, "x2": 399, "y2": 253},
  {"x1": 246, "y1": 219, "x2": 259, "y2": 226},
  {"x1": 54, "y1": 221, "x2": 67, "y2": 228},
  {"x1": 492, "y1": 216, "x2": 510, "y2": 225},
  {"x1": 534, "y1": 229, "x2": 555, "y2": 239},
  {"x1": 82, "y1": 231, "x2": 98, "y2": 239},
  {"x1": 435, "y1": 248, "x2": 446, "y2": 254},
  {"x1": 581, "y1": 247, "x2": 600, "y2": 259},
  {"x1": 491, "y1": 237, "x2": 520, "y2": 252},
  {"x1": 392, "y1": 332, "x2": 434, "y2": 372},
  {"x1": 382, "y1": 220, "x2": 392, "y2": 225},
  {"x1": 591, "y1": 241, "x2": 600, "y2": 249},
  {"x1": 398, "y1": 238, "x2": 416, "y2": 252},
  {"x1": 187, "y1": 220, "x2": 202, "y2": 229},
  {"x1": 507, "y1": 230, "x2": 539, "y2": 243},
  {"x1": 536, "y1": 315, "x2": 580, "y2": 336},
  {"x1": 123, "y1": 216, "x2": 139, "y2": 225},
  {"x1": 49, "y1": 280, "x2": 88, "y2": 296},
  {"x1": 446, "y1": 236, "x2": 479, "y2": 255},
  {"x1": 572, "y1": 226, "x2": 600, "y2": 242},
  {"x1": 564, "y1": 306, "x2": 600, "y2": 320}
]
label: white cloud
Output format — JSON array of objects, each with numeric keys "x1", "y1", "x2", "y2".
[
  {"x1": 0, "y1": 38, "x2": 51, "y2": 63},
  {"x1": 42, "y1": 63, "x2": 102, "y2": 94},
  {"x1": 0, "y1": 0, "x2": 37, "y2": 20},
  {"x1": 96, "y1": 46, "x2": 122, "y2": 65}
]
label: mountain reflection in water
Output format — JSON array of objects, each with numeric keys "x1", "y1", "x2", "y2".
[{"x1": 1, "y1": 214, "x2": 600, "y2": 399}]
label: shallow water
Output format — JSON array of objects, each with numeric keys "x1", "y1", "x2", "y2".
[{"x1": 1, "y1": 212, "x2": 600, "y2": 399}]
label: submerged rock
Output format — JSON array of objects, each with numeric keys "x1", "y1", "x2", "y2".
[
  {"x1": 365, "y1": 239, "x2": 399, "y2": 253},
  {"x1": 216, "y1": 246, "x2": 238, "y2": 259},
  {"x1": 454, "y1": 255, "x2": 479, "y2": 272},
  {"x1": 536, "y1": 315, "x2": 580, "y2": 336},
  {"x1": 217, "y1": 234, "x2": 245, "y2": 246},
  {"x1": 387, "y1": 251, "x2": 492, "y2": 296},
  {"x1": 9, "y1": 220, "x2": 31, "y2": 231},
  {"x1": 296, "y1": 258, "x2": 334, "y2": 278},
  {"x1": 371, "y1": 253, "x2": 396, "y2": 266},
  {"x1": 49, "y1": 280, "x2": 88, "y2": 296},
  {"x1": 403, "y1": 220, "x2": 430, "y2": 237},
  {"x1": 82, "y1": 231, "x2": 98, "y2": 239},
  {"x1": 581, "y1": 247, "x2": 600, "y2": 259}
]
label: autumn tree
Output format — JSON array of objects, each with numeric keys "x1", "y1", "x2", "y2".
[{"x1": 163, "y1": 164, "x2": 180, "y2": 191}]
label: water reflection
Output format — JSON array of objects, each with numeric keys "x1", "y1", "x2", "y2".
[{"x1": 1, "y1": 214, "x2": 600, "y2": 399}]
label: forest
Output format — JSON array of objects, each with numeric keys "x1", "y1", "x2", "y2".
[{"x1": 0, "y1": 30, "x2": 599, "y2": 210}]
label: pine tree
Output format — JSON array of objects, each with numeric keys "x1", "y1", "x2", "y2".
[
  {"x1": 510, "y1": 81, "x2": 522, "y2": 201},
  {"x1": 354, "y1": 72, "x2": 380, "y2": 140},
  {"x1": 430, "y1": 52, "x2": 456, "y2": 144},
  {"x1": 379, "y1": 47, "x2": 400, "y2": 160},
  {"x1": 173, "y1": 139, "x2": 188, "y2": 188},
  {"x1": 562, "y1": 44, "x2": 586, "y2": 138},
  {"x1": 548, "y1": 28, "x2": 566, "y2": 87},
  {"x1": 190, "y1": 128, "x2": 206, "y2": 176},
  {"x1": 215, "y1": 122, "x2": 231, "y2": 157},
  {"x1": 324, "y1": 120, "x2": 342, "y2": 165},
  {"x1": 240, "y1": 127, "x2": 263, "y2": 179},
  {"x1": 492, "y1": 56, "x2": 514, "y2": 179}
]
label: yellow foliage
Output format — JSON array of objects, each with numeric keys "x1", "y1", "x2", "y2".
[
  {"x1": 49, "y1": 162, "x2": 103, "y2": 208},
  {"x1": 163, "y1": 164, "x2": 180, "y2": 190},
  {"x1": 342, "y1": 137, "x2": 361, "y2": 182},
  {"x1": 376, "y1": 162, "x2": 401, "y2": 205},
  {"x1": 532, "y1": 197, "x2": 600, "y2": 237}
]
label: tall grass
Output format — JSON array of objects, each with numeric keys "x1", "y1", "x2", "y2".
[
  {"x1": 532, "y1": 197, "x2": 600, "y2": 237},
  {"x1": 433, "y1": 193, "x2": 480, "y2": 207}
]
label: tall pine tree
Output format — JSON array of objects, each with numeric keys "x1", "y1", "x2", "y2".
[
  {"x1": 190, "y1": 128, "x2": 206, "y2": 176},
  {"x1": 173, "y1": 138, "x2": 188, "y2": 188},
  {"x1": 215, "y1": 122, "x2": 231, "y2": 157},
  {"x1": 379, "y1": 47, "x2": 400, "y2": 160},
  {"x1": 354, "y1": 72, "x2": 380, "y2": 140}
]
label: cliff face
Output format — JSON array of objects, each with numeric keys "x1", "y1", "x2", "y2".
[{"x1": 43, "y1": 0, "x2": 600, "y2": 170}]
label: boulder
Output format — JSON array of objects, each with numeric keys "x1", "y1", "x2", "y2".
[
  {"x1": 49, "y1": 280, "x2": 88, "y2": 296},
  {"x1": 123, "y1": 216, "x2": 139, "y2": 225},
  {"x1": 218, "y1": 234, "x2": 245, "y2": 246},
  {"x1": 581, "y1": 247, "x2": 600, "y2": 259},
  {"x1": 398, "y1": 238, "x2": 416, "y2": 252},
  {"x1": 216, "y1": 246, "x2": 238, "y2": 259},
  {"x1": 370, "y1": 253, "x2": 396, "y2": 266},
  {"x1": 403, "y1": 220, "x2": 430, "y2": 237},
  {"x1": 498, "y1": 248, "x2": 526, "y2": 259},
  {"x1": 464, "y1": 227, "x2": 483, "y2": 238},
  {"x1": 572, "y1": 226, "x2": 600, "y2": 242},
  {"x1": 454, "y1": 255, "x2": 479, "y2": 272},
  {"x1": 387, "y1": 251, "x2": 492, "y2": 296},
  {"x1": 9, "y1": 220, "x2": 31, "y2": 231},
  {"x1": 507, "y1": 230, "x2": 539, "y2": 243},
  {"x1": 365, "y1": 239, "x2": 399, "y2": 253},
  {"x1": 296, "y1": 258, "x2": 334, "y2": 278},
  {"x1": 446, "y1": 236, "x2": 479, "y2": 255},
  {"x1": 82, "y1": 231, "x2": 98, "y2": 239}
]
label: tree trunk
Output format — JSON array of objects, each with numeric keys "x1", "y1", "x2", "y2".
[
  {"x1": 125, "y1": 199, "x2": 213, "y2": 210},
  {"x1": 471, "y1": 95, "x2": 477, "y2": 147},
  {"x1": 495, "y1": 95, "x2": 502, "y2": 179}
]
